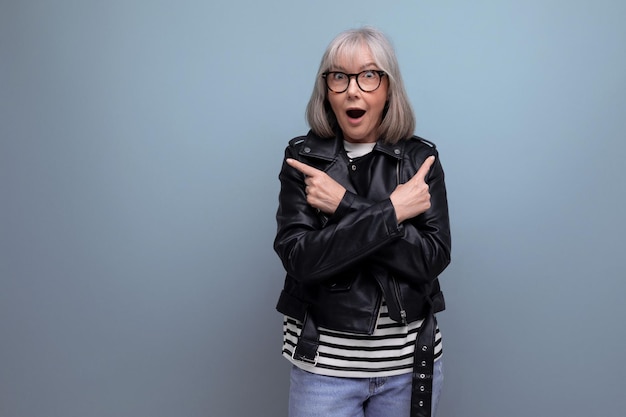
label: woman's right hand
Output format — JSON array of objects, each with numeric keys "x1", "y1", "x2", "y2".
[
  {"x1": 286, "y1": 158, "x2": 346, "y2": 215},
  {"x1": 390, "y1": 156, "x2": 435, "y2": 223}
]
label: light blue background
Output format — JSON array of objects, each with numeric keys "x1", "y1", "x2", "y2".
[{"x1": 2, "y1": 1, "x2": 625, "y2": 416}]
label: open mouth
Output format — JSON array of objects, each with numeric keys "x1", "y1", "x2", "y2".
[{"x1": 346, "y1": 109, "x2": 366, "y2": 119}]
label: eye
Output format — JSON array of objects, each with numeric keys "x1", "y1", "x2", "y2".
[
  {"x1": 332, "y1": 72, "x2": 347, "y2": 80},
  {"x1": 361, "y1": 70, "x2": 377, "y2": 79}
]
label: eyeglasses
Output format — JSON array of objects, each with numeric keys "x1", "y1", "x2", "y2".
[{"x1": 322, "y1": 70, "x2": 386, "y2": 93}]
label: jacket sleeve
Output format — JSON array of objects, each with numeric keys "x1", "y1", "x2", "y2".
[
  {"x1": 369, "y1": 155, "x2": 451, "y2": 286},
  {"x1": 273, "y1": 146, "x2": 404, "y2": 284},
  {"x1": 322, "y1": 152, "x2": 452, "y2": 287}
]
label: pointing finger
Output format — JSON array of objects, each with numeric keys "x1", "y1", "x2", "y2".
[
  {"x1": 413, "y1": 155, "x2": 436, "y2": 182},
  {"x1": 286, "y1": 158, "x2": 322, "y2": 177}
]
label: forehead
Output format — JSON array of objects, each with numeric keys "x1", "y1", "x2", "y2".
[{"x1": 328, "y1": 42, "x2": 378, "y2": 71}]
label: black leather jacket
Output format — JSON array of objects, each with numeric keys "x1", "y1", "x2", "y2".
[{"x1": 274, "y1": 130, "x2": 451, "y2": 334}]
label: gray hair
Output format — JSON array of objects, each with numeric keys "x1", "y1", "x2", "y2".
[{"x1": 305, "y1": 27, "x2": 416, "y2": 144}]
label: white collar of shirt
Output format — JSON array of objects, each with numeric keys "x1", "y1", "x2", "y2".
[{"x1": 343, "y1": 141, "x2": 376, "y2": 159}]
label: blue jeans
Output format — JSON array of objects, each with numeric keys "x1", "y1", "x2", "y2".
[{"x1": 288, "y1": 359, "x2": 443, "y2": 417}]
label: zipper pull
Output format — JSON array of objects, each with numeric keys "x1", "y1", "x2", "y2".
[{"x1": 400, "y1": 309, "x2": 407, "y2": 325}]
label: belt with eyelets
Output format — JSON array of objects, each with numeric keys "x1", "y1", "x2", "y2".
[{"x1": 410, "y1": 303, "x2": 437, "y2": 417}]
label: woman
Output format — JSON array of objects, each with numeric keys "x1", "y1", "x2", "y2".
[{"x1": 274, "y1": 27, "x2": 451, "y2": 417}]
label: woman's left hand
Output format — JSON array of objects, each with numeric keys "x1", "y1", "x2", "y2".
[{"x1": 286, "y1": 158, "x2": 346, "y2": 215}]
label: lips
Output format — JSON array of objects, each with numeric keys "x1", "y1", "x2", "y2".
[{"x1": 346, "y1": 109, "x2": 366, "y2": 119}]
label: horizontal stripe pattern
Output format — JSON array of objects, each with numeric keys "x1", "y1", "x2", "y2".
[{"x1": 282, "y1": 301, "x2": 442, "y2": 378}]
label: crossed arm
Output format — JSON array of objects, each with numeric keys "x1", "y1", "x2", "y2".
[
  {"x1": 286, "y1": 155, "x2": 435, "y2": 223},
  {"x1": 274, "y1": 151, "x2": 450, "y2": 285}
]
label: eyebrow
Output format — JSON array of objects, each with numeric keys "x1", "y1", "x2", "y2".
[{"x1": 332, "y1": 62, "x2": 379, "y2": 72}]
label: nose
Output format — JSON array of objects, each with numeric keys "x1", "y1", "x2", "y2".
[{"x1": 346, "y1": 76, "x2": 360, "y2": 95}]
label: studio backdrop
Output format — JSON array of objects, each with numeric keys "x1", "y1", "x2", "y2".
[{"x1": 1, "y1": 1, "x2": 625, "y2": 416}]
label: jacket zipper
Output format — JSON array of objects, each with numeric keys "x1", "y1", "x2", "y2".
[
  {"x1": 392, "y1": 276, "x2": 407, "y2": 325},
  {"x1": 393, "y1": 163, "x2": 407, "y2": 325}
]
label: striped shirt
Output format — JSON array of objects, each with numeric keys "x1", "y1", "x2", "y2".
[{"x1": 282, "y1": 300, "x2": 442, "y2": 378}]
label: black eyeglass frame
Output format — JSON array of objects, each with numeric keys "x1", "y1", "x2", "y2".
[{"x1": 322, "y1": 70, "x2": 386, "y2": 93}]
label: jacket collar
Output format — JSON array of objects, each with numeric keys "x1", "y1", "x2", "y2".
[
  {"x1": 374, "y1": 140, "x2": 404, "y2": 160},
  {"x1": 301, "y1": 130, "x2": 404, "y2": 160}
]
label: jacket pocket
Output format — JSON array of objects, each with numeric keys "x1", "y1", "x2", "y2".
[{"x1": 323, "y1": 269, "x2": 357, "y2": 292}]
